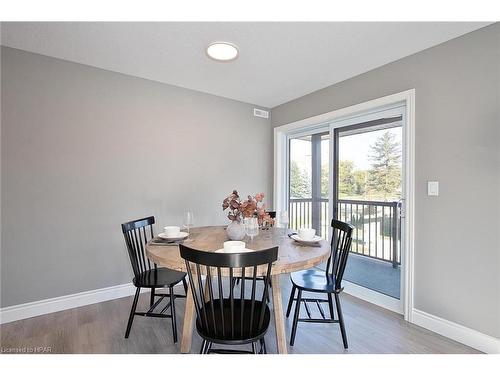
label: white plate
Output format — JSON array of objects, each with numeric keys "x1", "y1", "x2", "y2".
[
  {"x1": 290, "y1": 234, "x2": 322, "y2": 245},
  {"x1": 214, "y1": 248, "x2": 253, "y2": 253},
  {"x1": 158, "y1": 232, "x2": 189, "y2": 241}
]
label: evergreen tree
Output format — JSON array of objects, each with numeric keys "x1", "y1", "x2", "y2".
[{"x1": 366, "y1": 131, "x2": 401, "y2": 200}]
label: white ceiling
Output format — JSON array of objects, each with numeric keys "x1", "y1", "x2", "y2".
[{"x1": 0, "y1": 22, "x2": 490, "y2": 107}]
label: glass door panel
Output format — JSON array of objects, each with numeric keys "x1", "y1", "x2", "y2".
[
  {"x1": 288, "y1": 132, "x2": 330, "y2": 238},
  {"x1": 334, "y1": 118, "x2": 403, "y2": 300},
  {"x1": 289, "y1": 135, "x2": 312, "y2": 231}
]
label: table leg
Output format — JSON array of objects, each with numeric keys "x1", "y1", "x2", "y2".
[
  {"x1": 180, "y1": 284, "x2": 195, "y2": 353},
  {"x1": 271, "y1": 274, "x2": 288, "y2": 354}
]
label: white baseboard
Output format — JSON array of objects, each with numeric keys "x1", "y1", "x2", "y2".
[
  {"x1": 0, "y1": 282, "x2": 144, "y2": 324},
  {"x1": 412, "y1": 308, "x2": 500, "y2": 354},
  {"x1": 343, "y1": 280, "x2": 403, "y2": 315}
]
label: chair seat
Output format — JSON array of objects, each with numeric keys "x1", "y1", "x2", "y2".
[
  {"x1": 133, "y1": 267, "x2": 186, "y2": 288},
  {"x1": 196, "y1": 299, "x2": 271, "y2": 344},
  {"x1": 290, "y1": 269, "x2": 340, "y2": 293}
]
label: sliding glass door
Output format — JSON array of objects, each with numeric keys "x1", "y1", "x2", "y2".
[
  {"x1": 332, "y1": 107, "x2": 405, "y2": 313},
  {"x1": 288, "y1": 131, "x2": 330, "y2": 238},
  {"x1": 284, "y1": 106, "x2": 406, "y2": 312}
]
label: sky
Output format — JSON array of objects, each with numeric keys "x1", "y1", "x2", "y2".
[
  {"x1": 339, "y1": 127, "x2": 402, "y2": 170},
  {"x1": 290, "y1": 126, "x2": 402, "y2": 172}
]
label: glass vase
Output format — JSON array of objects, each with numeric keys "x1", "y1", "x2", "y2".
[{"x1": 226, "y1": 220, "x2": 246, "y2": 240}]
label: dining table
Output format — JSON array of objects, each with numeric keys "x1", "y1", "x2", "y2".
[{"x1": 146, "y1": 225, "x2": 330, "y2": 354}]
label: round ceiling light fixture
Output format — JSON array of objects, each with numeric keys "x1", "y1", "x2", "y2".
[{"x1": 206, "y1": 42, "x2": 239, "y2": 62}]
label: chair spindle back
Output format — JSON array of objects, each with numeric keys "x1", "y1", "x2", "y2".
[
  {"x1": 121, "y1": 216, "x2": 156, "y2": 278},
  {"x1": 325, "y1": 219, "x2": 354, "y2": 290},
  {"x1": 179, "y1": 245, "x2": 278, "y2": 341}
]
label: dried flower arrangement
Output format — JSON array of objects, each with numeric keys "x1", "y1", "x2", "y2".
[{"x1": 222, "y1": 190, "x2": 274, "y2": 227}]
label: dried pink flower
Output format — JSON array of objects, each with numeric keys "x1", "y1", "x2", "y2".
[
  {"x1": 255, "y1": 192, "x2": 264, "y2": 202},
  {"x1": 222, "y1": 190, "x2": 274, "y2": 225}
]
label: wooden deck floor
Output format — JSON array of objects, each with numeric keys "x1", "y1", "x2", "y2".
[{"x1": 0, "y1": 275, "x2": 480, "y2": 354}]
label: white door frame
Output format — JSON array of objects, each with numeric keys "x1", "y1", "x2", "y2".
[{"x1": 273, "y1": 89, "x2": 415, "y2": 321}]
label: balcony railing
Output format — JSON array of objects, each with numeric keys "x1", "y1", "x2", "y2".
[
  {"x1": 289, "y1": 198, "x2": 401, "y2": 268},
  {"x1": 288, "y1": 198, "x2": 330, "y2": 240}
]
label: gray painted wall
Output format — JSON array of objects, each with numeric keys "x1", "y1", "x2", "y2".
[
  {"x1": 1, "y1": 47, "x2": 272, "y2": 307},
  {"x1": 271, "y1": 23, "x2": 500, "y2": 338}
]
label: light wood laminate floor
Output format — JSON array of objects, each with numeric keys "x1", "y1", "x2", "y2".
[{"x1": 0, "y1": 275, "x2": 480, "y2": 354}]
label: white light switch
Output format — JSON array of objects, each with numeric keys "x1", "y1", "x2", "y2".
[{"x1": 428, "y1": 181, "x2": 439, "y2": 196}]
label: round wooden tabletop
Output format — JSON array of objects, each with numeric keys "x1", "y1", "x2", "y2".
[{"x1": 146, "y1": 225, "x2": 330, "y2": 275}]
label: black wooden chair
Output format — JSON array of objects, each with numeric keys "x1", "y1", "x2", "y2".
[
  {"x1": 285, "y1": 219, "x2": 354, "y2": 349},
  {"x1": 121, "y1": 216, "x2": 188, "y2": 342},
  {"x1": 179, "y1": 244, "x2": 278, "y2": 354}
]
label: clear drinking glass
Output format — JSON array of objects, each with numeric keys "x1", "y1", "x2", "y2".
[
  {"x1": 244, "y1": 217, "x2": 259, "y2": 242},
  {"x1": 183, "y1": 211, "x2": 194, "y2": 236}
]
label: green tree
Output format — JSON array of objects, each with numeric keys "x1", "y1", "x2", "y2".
[
  {"x1": 366, "y1": 131, "x2": 401, "y2": 200},
  {"x1": 338, "y1": 160, "x2": 357, "y2": 197},
  {"x1": 290, "y1": 160, "x2": 311, "y2": 198},
  {"x1": 353, "y1": 170, "x2": 367, "y2": 197}
]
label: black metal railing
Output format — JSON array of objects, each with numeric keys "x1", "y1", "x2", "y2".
[
  {"x1": 288, "y1": 198, "x2": 329, "y2": 239},
  {"x1": 289, "y1": 198, "x2": 401, "y2": 268},
  {"x1": 337, "y1": 199, "x2": 401, "y2": 268}
]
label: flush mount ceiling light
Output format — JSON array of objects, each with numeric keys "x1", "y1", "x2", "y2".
[{"x1": 206, "y1": 42, "x2": 239, "y2": 62}]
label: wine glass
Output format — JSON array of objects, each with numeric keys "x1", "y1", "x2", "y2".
[
  {"x1": 183, "y1": 211, "x2": 194, "y2": 237},
  {"x1": 244, "y1": 217, "x2": 259, "y2": 242},
  {"x1": 279, "y1": 210, "x2": 289, "y2": 236}
]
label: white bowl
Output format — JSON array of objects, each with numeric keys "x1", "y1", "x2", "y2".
[
  {"x1": 223, "y1": 240, "x2": 246, "y2": 252},
  {"x1": 164, "y1": 226, "x2": 180, "y2": 237},
  {"x1": 298, "y1": 228, "x2": 316, "y2": 241}
]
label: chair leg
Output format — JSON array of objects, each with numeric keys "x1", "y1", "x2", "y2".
[
  {"x1": 205, "y1": 341, "x2": 212, "y2": 354},
  {"x1": 125, "y1": 287, "x2": 141, "y2": 338},
  {"x1": 327, "y1": 293, "x2": 335, "y2": 320},
  {"x1": 182, "y1": 277, "x2": 188, "y2": 294},
  {"x1": 251, "y1": 342, "x2": 257, "y2": 354},
  {"x1": 200, "y1": 340, "x2": 207, "y2": 354},
  {"x1": 169, "y1": 286, "x2": 178, "y2": 343},
  {"x1": 335, "y1": 293, "x2": 348, "y2": 349},
  {"x1": 259, "y1": 338, "x2": 267, "y2": 354},
  {"x1": 150, "y1": 287, "x2": 155, "y2": 308},
  {"x1": 290, "y1": 289, "x2": 302, "y2": 346},
  {"x1": 286, "y1": 285, "x2": 296, "y2": 318}
]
